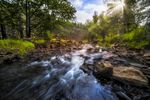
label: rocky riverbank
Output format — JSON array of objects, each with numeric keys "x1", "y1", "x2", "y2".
[{"x1": 0, "y1": 42, "x2": 150, "y2": 100}]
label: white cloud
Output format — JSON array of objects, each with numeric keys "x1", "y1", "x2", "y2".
[
  {"x1": 69, "y1": 0, "x2": 83, "y2": 8},
  {"x1": 75, "y1": 10, "x2": 92, "y2": 23},
  {"x1": 69, "y1": 0, "x2": 107, "y2": 23},
  {"x1": 83, "y1": 3, "x2": 107, "y2": 15}
]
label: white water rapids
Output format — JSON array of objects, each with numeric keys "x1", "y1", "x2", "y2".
[{"x1": 5, "y1": 44, "x2": 118, "y2": 100}]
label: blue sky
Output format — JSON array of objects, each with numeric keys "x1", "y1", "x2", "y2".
[{"x1": 69, "y1": 0, "x2": 107, "y2": 23}]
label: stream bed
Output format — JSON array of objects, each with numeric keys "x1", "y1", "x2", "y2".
[{"x1": 0, "y1": 44, "x2": 150, "y2": 100}]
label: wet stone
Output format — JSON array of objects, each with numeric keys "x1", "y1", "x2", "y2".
[
  {"x1": 113, "y1": 66, "x2": 149, "y2": 87},
  {"x1": 94, "y1": 61, "x2": 113, "y2": 78}
]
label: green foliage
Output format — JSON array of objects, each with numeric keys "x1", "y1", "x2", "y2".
[
  {"x1": 123, "y1": 28, "x2": 143, "y2": 41},
  {"x1": 137, "y1": 0, "x2": 150, "y2": 24},
  {"x1": 103, "y1": 28, "x2": 149, "y2": 49},
  {"x1": 87, "y1": 13, "x2": 111, "y2": 43},
  {"x1": 44, "y1": 31, "x2": 55, "y2": 40},
  {"x1": 122, "y1": 28, "x2": 149, "y2": 48},
  {"x1": 54, "y1": 21, "x2": 74, "y2": 36},
  {"x1": 86, "y1": 0, "x2": 150, "y2": 49},
  {"x1": 93, "y1": 11, "x2": 99, "y2": 23},
  {"x1": 105, "y1": 34, "x2": 120, "y2": 44},
  {"x1": 34, "y1": 39, "x2": 45, "y2": 45},
  {"x1": 0, "y1": 0, "x2": 76, "y2": 38},
  {"x1": 0, "y1": 39, "x2": 35, "y2": 55},
  {"x1": 127, "y1": 41, "x2": 149, "y2": 49}
]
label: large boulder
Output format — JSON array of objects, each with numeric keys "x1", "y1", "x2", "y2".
[
  {"x1": 95, "y1": 61, "x2": 113, "y2": 78},
  {"x1": 143, "y1": 52, "x2": 150, "y2": 57},
  {"x1": 113, "y1": 66, "x2": 149, "y2": 87}
]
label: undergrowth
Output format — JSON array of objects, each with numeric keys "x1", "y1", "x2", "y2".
[
  {"x1": 100, "y1": 28, "x2": 150, "y2": 49},
  {"x1": 0, "y1": 39, "x2": 35, "y2": 55}
]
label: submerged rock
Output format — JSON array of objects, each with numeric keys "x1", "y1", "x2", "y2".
[{"x1": 113, "y1": 66, "x2": 149, "y2": 87}]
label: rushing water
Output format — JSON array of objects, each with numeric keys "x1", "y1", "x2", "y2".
[{"x1": 3, "y1": 44, "x2": 118, "y2": 100}]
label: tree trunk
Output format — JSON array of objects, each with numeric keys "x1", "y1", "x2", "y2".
[
  {"x1": 17, "y1": 0, "x2": 24, "y2": 39},
  {"x1": 26, "y1": 0, "x2": 31, "y2": 38},
  {"x1": 123, "y1": 0, "x2": 129, "y2": 33},
  {"x1": 0, "y1": 24, "x2": 7, "y2": 39},
  {"x1": 123, "y1": 10, "x2": 128, "y2": 33},
  {"x1": 101, "y1": 32, "x2": 105, "y2": 43},
  {"x1": 18, "y1": 14, "x2": 24, "y2": 38}
]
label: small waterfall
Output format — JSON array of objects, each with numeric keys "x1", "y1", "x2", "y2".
[{"x1": 5, "y1": 44, "x2": 118, "y2": 100}]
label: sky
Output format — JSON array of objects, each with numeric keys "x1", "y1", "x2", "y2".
[{"x1": 69, "y1": 0, "x2": 107, "y2": 23}]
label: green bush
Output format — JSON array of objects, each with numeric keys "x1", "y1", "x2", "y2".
[
  {"x1": 34, "y1": 39, "x2": 45, "y2": 45},
  {"x1": 122, "y1": 28, "x2": 149, "y2": 48},
  {"x1": 99, "y1": 27, "x2": 150, "y2": 49},
  {"x1": 105, "y1": 34, "x2": 120, "y2": 44},
  {"x1": 0, "y1": 39, "x2": 35, "y2": 55},
  {"x1": 127, "y1": 41, "x2": 149, "y2": 49},
  {"x1": 122, "y1": 28, "x2": 144, "y2": 41},
  {"x1": 44, "y1": 31, "x2": 55, "y2": 40}
]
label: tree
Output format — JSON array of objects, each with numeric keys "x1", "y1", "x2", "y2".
[
  {"x1": 25, "y1": 0, "x2": 76, "y2": 37},
  {"x1": 15, "y1": 0, "x2": 24, "y2": 38},
  {"x1": 98, "y1": 13, "x2": 110, "y2": 43},
  {"x1": 0, "y1": 24, "x2": 7, "y2": 39},
  {"x1": 0, "y1": 0, "x2": 76, "y2": 38},
  {"x1": 88, "y1": 12, "x2": 110, "y2": 43},
  {"x1": 106, "y1": 0, "x2": 136, "y2": 33},
  {"x1": 0, "y1": 0, "x2": 24, "y2": 38},
  {"x1": 93, "y1": 11, "x2": 99, "y2": 24},
  {"x1": 0, "y1": 0, "x2": 9, "y2": 39},
  {"x1": 25, "y1": 0, "x2": 31, "y2": 38},
  {"x1": 138, "y1": 0, "x2": 150, "y2": 44}
]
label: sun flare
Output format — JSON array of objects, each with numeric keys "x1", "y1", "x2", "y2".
[{"x1": 107, "y1": 0, "x2": 126, "y2": 16}]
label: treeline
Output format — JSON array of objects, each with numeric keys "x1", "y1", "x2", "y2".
[
  {"x1": 86, "y1": 0, "x2": 150, "y2": 49},
  {"x1": 0, "y1": 0, "x2": 76, "y2": 39}
]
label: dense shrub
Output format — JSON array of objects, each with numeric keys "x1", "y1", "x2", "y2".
[
  {"x1": 122, "y1": 28, "x2": 149, "y2": 48},
  {"x1": 0, "y1": 39, "x2": 35, "y2": 55},
  {"x1": 98, "y1": 28, "x2": 150, "y2": 49}
]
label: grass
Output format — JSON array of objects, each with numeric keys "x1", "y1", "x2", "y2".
[
  {"x1": 0, "y1": 39, "x2": 35, "y2": 55},
  {"x1": 102, "y1": 28, "x2": 150, "y2": 49},
  {"x1": 34, "y1": 39, "x2": 45, "y2": 44}
]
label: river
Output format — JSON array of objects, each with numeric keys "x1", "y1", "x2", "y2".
[{"x1": 1, "y1": 44, "x2": 119, "y2": 100}]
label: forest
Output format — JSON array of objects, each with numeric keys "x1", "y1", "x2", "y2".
[{"x1": 0, "y1": 0, "x2": 150, "y2": 100}]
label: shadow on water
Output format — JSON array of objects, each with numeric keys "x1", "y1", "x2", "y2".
[{"x1": 1, "y1": 44, "x2": 118, "y2": 100}]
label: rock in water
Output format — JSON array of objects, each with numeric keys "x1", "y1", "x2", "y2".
[{"x1": 113, "y1": 66, "x2": 149, "y2": 87}]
